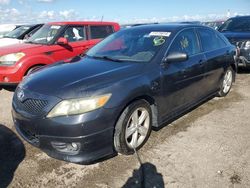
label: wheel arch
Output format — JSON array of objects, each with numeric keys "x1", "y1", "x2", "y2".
[
  {"x1": 24, "y1": 63, "x2": 46, "y2": 76},
  {"x1": 115, "y1": 94, "x2": 159, "y2": 129},
  {"x1": 230, "y1": 63, "x2": 237, "y2": 82}
]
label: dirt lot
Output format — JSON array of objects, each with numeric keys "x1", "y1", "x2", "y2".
[{"x1": 1, "y1": 71, "x2": 250, "y2": 188}]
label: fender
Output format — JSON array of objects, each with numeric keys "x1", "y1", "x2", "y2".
[{"x1": 17, "y1": 54, "x2": 56, "y2": 78}]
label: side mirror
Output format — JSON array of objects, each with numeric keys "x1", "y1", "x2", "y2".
[
  {"x1": 57, "y1": 37, "x2": 68, "y2": 45},
  {"x1": 164, "y1": 52, "x2": 188, "y2": 63}
]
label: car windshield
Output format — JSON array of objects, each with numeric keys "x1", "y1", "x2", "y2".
[
  {"x1": 26, "y1": 24, "x2": 62, "y2": 45},
  {"x1": 87, "y1": 29, "x2": 170, "y2": 63},
  {"x1": 218, "y1": 18, "x2": 250, "y2": 32},
  {"x1": 3, "y1": 26, "x2": 31, "y2": 38},
  {"x1": 0, "y1": 31, "x2": 10, "y2": 38}
]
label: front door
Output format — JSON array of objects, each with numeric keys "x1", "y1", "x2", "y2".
[
  {"x1": 51, "y1": 25, "x2": 90, "y2": 61},
  {"x1": 159, "y1": 28, "x2": 206, "y2": 118}
]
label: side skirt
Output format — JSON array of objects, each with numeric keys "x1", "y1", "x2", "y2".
[{"x1": 153, "y1": 90, "x2": 218, "y2": 130}]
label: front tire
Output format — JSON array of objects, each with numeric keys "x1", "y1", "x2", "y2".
[
  {"x1": 114, "y1": 100, "x2": 152, "y2": 155},
  {"x1": 218, "y1": 67, "x2": 234, "y2": 97},
  {"x1": 26, "y1": 65, "x2": 43, "y2": 76}
]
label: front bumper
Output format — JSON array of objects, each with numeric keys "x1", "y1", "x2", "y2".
[
  {"x1": 0, "y1": 65, "x2": 23, "y2": 86},
  {"x1": 12, "y1": 104, "x2": 120, "y2": 164},
  {"x1": 238, "y1": 48, "x2": 250, "y2": 67}
]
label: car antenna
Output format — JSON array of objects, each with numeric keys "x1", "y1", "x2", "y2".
[{"x1": 132, "y1": 144, "x2": 145, "y2": 187}]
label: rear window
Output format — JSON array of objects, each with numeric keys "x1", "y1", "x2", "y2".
[
  {"x1": 89, "y1": 25, "x2": 114, "y2": 39},
  {"x1": 198, "y1": 28, "x2": 227, "y2": 52},
  {"x1": 218, "y1": 17, "x2": 250, "y2": 32}
]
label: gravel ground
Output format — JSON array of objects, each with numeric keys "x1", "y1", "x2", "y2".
[{"x1": 0, "y1": 71, "x2": 250, "y2": 188}]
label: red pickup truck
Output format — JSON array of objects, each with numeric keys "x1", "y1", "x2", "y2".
[{"x1": 0, "y1": 21, "x2": 120, "y2": 90}]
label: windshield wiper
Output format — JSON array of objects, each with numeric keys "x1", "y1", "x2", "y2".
[
  {"x1": 25, "y1": 41, "x2": 35, "y2": 44},
  {"x1": 91, "y1": 55, "x2": 125, "y2": 62},
  {"x1": 25, "y1": 41, "x2": 41, "y2": 44}
]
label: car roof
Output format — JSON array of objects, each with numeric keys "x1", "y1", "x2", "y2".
[
  {"x1": 21, "y1": 24, "x2": 43, "y2": 27},
  {"x1": 230, "y1": 15, "x2": 250, "y2": 19},
  {"x1": 126, "y1": 23, "x2": 207, "y2": 32},
  {"x1": 47, "y1": 21, "x2": 119, "y2": 26}
]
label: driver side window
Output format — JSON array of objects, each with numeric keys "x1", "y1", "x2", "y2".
[
  {"x1": 63, "y1": 26, "x2": 86, "y2": 43},
  {"x1": 169, "y1": 29, "x2": 200, "y2": 56}
]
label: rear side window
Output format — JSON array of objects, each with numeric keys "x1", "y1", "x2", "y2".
[
  {"x1": 198, "y1": 28, "x2": 227, "y2": 52},
  {"x1": 89, "y1": 25, "x2": 114, "y2": 39},
  {"x1": 169, "y1": 29, "x2": 200, "y2": 56}
]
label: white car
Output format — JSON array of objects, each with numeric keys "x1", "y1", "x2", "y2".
[
  {"x1": 0, "y1": 24, "x2": 22, "y2": 38},
  {"x1": 0, "y1": 24, "x2": 43, "y2": 47}
]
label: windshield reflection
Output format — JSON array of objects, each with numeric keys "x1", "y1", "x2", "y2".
[
  {"x1": 87, "y1": 29, "x2": 170, "y2": 63},
  {"x1": 26, "y1": 25, "x2": 62, "y2": 45},
  {"x1": 3, "y1": 26, "x2": 31, "y2": 39},
  {"x1": 218, "y1": 18, "x2": 250, "y2": 32}
]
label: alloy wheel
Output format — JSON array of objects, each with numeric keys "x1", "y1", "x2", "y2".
[
  {"x1": 222, "y1": 69, "x2": 233, "y2": 94},
  {"x1": 125, "y1": 107, "x2": 150, "y2": 149}
]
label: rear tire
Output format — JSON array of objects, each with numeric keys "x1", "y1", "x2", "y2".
[
  {"x1": 218, "y1": 66, "x2": 234, "y2": 97},
  {"x1": 114, "y1": 100, "x2": 152, "y2": 155}
]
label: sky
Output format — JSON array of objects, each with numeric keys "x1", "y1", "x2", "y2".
[{"x1": 0, "y1": 0, "x2": 250, "y2": 24}]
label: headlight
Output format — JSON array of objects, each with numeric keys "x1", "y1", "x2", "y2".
[
  {"x1": 47, "y1": 94, "x2": 112, "y2": 118},
  {"x1": 245, "y1": 41, "x2": 250, "y2": 48},
  {"x1": 0, "y1": 52, "x2": 25, "y2": 66}
]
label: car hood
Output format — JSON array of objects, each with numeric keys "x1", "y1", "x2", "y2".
[
  {"x1": 221, "y1": 31, "x2": 250, "y2": 40},
  {"x1": 22, "y1": 57, "x2": 146, "y2": 99},
  {"x1": 0, "y1": 38, "x2": 23, "y2": 48},
  {"x1": 0, "y1": 42, "x2": 43, "y2": 56}
]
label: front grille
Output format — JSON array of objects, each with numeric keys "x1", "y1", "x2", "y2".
[
  {"x1": 15, "y1": 97, "x2": 48, "y2": 116},
  {"x1": 236, "y1": 41, "x2": 245, "y2": 48},
  {"x1": 23, "y1": 99, "x2": 48, "y2": 113},
  {"x1": 229, "y1": 39, "x2": 247, "y2": 48}
]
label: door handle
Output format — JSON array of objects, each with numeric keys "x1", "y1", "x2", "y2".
[{"x1": 199, "y1": 59, "x2": 205, "y2": 66}]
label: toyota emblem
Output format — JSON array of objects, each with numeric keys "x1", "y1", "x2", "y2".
[{"x1": 17, "y1": 89, "x2": 25, "y2": 102}]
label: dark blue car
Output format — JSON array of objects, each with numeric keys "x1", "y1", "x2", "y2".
[
  {"x1": 218, "y1": 16, "x2": 250, "y2": 68},
  {"x1": 12, "y1": 24, "x2": 236, "y2": 164}
]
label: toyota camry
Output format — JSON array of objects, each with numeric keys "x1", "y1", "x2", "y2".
[{"x1": 12, "y1": 24, "x2": 236, "y2": 164}]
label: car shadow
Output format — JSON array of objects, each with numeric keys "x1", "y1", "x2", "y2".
[
  {"x1": 237, "y1": 67, "x2": 250, "y2": 74},
  {"x1": 0, "y1": 124, "x2": 25, "y2": 188},
  {"x1": 122, "y1": 162, "x2": 164, "y2": 188},
  {"x1": 1, "y1": 86, "x2": 17, "y2": 92}
]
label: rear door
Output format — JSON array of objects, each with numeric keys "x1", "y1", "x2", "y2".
[
  {"x1": 160, "y1": 28, "x2": 206, "y2": 116},
  {"x1": 197, "y1": 28, "x2": 231, "y2": 94},
  {"x1": 87, "y1": 25, "x2": 115, "y2": 48}
]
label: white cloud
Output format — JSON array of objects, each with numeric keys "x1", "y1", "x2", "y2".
[
  {"x1": 0, "y1": 8, "x2": 21, "y2": 23},
  {"x1": 37, "y1": 0, "x2": 55, "y2": 2},
  {"x1": 0, "y1": 0, "x2": 10, "y2": 5},
  {"x1": 0, "y1": 7, "x2": 249, "y2": 25},
  {"x1": 38, "y1": 10, "x2": 55, "y2": 19},
  {"x1": 59, "y1": 9, "x2": 77, "y2": 20},
  {"x1": 0, "y1": 9, "x2": 80, "y2": 23},
  {"x1": 121, "y1": 13, "x2": 238, "y2": 24}
]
